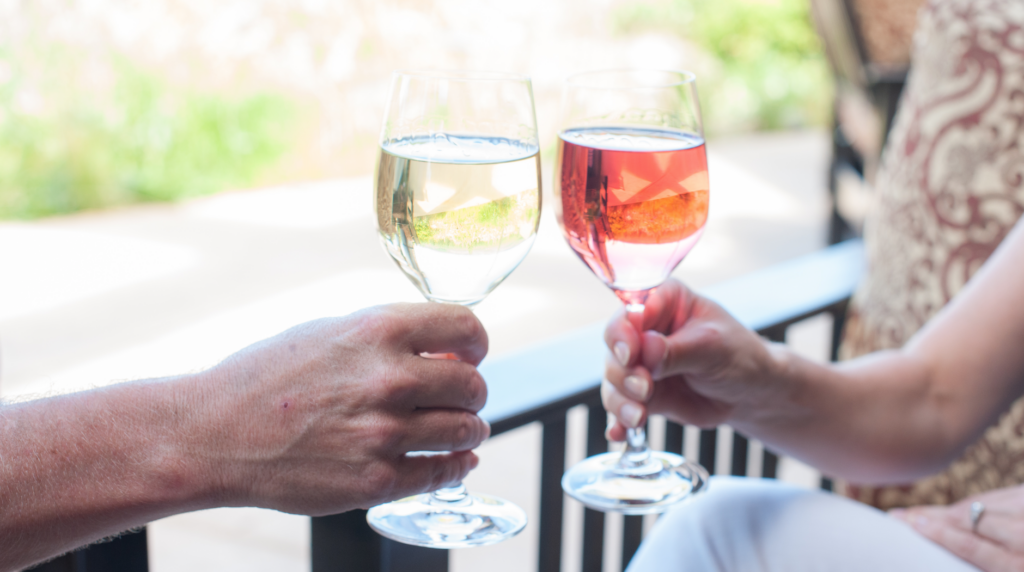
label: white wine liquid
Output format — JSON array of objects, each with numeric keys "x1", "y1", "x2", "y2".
[{"x1": 375, "y1": 135, "x2": 542, "y2": 306}]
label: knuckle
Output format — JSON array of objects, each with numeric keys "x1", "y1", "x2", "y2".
[
  {"x1": 379, "y1": 371, "x2": 414, "y2": 403},
  {"x1": 370, "y1": 415, "x2": 407, "y2": 453},
  {"x1": 354, "y1": 304, "x2": 407, "y2": 344},
  {"x1": 694, "y1": 322, "x2": 725, "y2": 352},
  {"x1": 363, "y1": 461, "x2": 401, "y2": 502}
]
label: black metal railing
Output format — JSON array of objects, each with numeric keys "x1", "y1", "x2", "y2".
[
  {"x1": 31, "y1": 240, "x2": 864, "y2": 572},
  {"x1": 311, "y1": 239, "x2": 864, "y2": 572}
]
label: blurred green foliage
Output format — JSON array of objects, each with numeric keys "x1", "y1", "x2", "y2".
[
  {"x1": 0, "y1": 57, "x2": 295, "y2": 219},
  {"x1": 614, "y1": 0, "x2": 832, "y2": 134}
]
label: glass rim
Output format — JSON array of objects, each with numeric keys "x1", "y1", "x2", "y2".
[
  {"x1": 392, "y1": 69, "x2": 532, "y2": 83},
  {"x1": 565, "y1": 69, "x2": 697, "y2": 90}
]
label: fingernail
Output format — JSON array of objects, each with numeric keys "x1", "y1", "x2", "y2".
[
  {"x1": 614, "y1": 342, "x2": 630, "y2": 367},
  {"x1": 914, "y1": 515, "x2": 929, "y2": 529},
  {"x1": 482, "y1": 420, "x2": 492, "y2": 439},
  {"x1": 620, "y1": 403, "x2": 643, "y2": 428},
  {"x1": 624, "y1": 375, "x2": 650, "y2": 400}
]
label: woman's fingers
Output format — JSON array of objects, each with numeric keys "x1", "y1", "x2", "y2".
[
  {"x1": 602, "y1": 278, "x2": 690, "y2": 369},
  {"x1": 640, "y1": 331, "x2": 670, "y2": 378},
  {"x1": 603, "y1": 352, "x2": 653, "y2": 401},
  {"x1": 896, "y1": 506, "x2": 1023, "y2": 572},
  {"x1": 601, "y1": 380, "x2": 646, "y2": 429},
  {"x1": 943, "y1": 493, "x2": 1024, "y2": 553},
  {"x1": 605, "y1": 306, "x2": 640, "y2": 368}
]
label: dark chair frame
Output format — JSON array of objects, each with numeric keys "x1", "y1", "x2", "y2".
[{"x1": 811, "y1": 0, "x2": 911, "y2": 244}]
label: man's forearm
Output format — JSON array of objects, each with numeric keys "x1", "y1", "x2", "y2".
[{"x1": 0, "y1": 375, "x2": 218, "y2": 571}]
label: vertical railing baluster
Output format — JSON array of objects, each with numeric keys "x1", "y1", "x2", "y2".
[
  {"x1": 730, "y1": 432, "x2": 749, "y2": 476},
  {"x1": 762, "y1": 450, "x2": 779, "y2": 479},
  {"x1": 312, "y1": 511, "x2": 447, "y2": 572},
  {"x1": 621, "y1": 516, "x2": 644, "y2": 571},
  {"x1": 821, "y1": 300, "x2": 848, "y2": 491},
  {"x1": 312, "y1": 512, "x2": 383, "y2": 572},
  {"x1": 25, "y1": 527, "x2": 150, "y2": 572},
  {"x1": 381, "y1": 539, "x2": 448, "y2": 571},
  {"x1": 620, "y1": 419, "x2": 648, "y2": 570},
  {"x1": 582, "y1": 401, "x2": 606, "y2": 572},
  {"x1": 830, "y1": 300, "x2": 850, "y2": 362},
  {"x1": 664, "y1": 421, "x2": 684, "y2": 456},
  {"x1": 539, "y1": 412, "x2": 567, "y2": 572},
  {"x1": 698, "y1": 429, "x2": 717, "y2": 473},
  {"x1": 23, "y1": 555, "x2": 74, "y2": 572}
]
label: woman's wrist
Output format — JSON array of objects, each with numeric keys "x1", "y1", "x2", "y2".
[{"x1": 732, "y1": 337, "x2": 809, "y2": 428}]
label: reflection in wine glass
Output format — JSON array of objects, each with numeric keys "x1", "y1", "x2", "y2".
[
  {"x1": 555, "y1": 70, "x2": 710, "y2": 514},
  {"x1": 367, "y1": 70, "x2": 538, "y2": 548}
]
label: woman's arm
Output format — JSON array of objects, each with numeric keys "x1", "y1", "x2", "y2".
[
  {"x1": 0, "y1": 303, "x2": 490, "y2": 572},
  {"x1": 602, "y1": 219, "x2": 1024, "y2": 483}
]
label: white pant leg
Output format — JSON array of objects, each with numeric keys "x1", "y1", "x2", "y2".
[{"x1": 627, "y1": 476, "x2": 979, "y2": 572}]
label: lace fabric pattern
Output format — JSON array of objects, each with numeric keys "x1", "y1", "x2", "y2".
[{"x1": 838, "y1": 0, "x2": 1024, "y2": 510}]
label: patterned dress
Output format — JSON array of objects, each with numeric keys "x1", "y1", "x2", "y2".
[{"x1": 838, "y1": 0, "x2": 1024, "y2": 509}]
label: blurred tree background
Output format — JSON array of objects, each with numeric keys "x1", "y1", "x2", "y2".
[
  {"x1": 615, "y1": 0, "x2": 831, "y2": 133},
  {"x1": 0, "y1": 0, "x2": 830, "y2": 220}
]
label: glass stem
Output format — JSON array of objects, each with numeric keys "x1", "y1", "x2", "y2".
[
  {"x1": 426, "y1": 305, "x2": 476, "y2": 507},
  {"x1": 430, "y1": 482, "x2": 469, "y2": 505},
  {"x1": 620, "y1": 426, "x2": 651, "y2": 467},
  {"x1": 617, "y1": 300, "x2": 655, "y2": 471}
]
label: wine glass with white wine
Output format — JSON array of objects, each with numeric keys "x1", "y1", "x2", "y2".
[{"x1": 367, "y1": 70, "x2": 539, "y2": 548}]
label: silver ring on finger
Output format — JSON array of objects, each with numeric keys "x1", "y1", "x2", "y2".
[{"x1": 969, "y1": 501, "x2": 985, "y2": 533}]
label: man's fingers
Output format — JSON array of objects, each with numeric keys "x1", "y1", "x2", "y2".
[
  {"x1": 378, "y1": 303, "x2": 489, "y2": 365},
  {"x1": 399, "y1": 410, "x2": 491, "y2": 453},
  {"x1": 393, "y1": 451, "x2": 480, "y2": 498},
  {"x1": 390, "y1": 355, "x2": 488, "y2": 412}
]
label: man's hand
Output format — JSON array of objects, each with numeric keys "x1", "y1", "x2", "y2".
[
  {"x1": 0, "y1": 302, "x2": 490, "y2": 571},
  {"x1": 892, "y1": 486, "x2": 1024, "y2": 572},
  {"x1": 192, "y1": 302, "x2": 491, "y2": 515},
  {"x1": 600, "y1": 278, "x2": 775, "y2": 441}
]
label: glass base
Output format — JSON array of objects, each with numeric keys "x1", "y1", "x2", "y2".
[
  {"x1": 366, "y1": 486, "x2": 528, "y2": 549},
  {"x1": 562, "y1": 450, "x2": 709, "y2": 514}
]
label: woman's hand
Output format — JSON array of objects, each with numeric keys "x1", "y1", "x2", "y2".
[
  {"x1": 602, "y1": 278, "x2": 777, "y2": 441},
  {"x1": 892, "y1": 486, "x2": 1024, "y2": 572}
]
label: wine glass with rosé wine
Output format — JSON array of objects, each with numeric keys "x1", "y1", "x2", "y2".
[
  {"x1": 367, "y1": 70, "x2": 540, "y2": 548},
  {"x1": 556, "y1": 69, "x2": 711, "y2": 514}
]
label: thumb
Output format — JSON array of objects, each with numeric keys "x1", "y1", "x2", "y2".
[{"x1": 641, "y1": 331, "x2": 670, "y2": 379}]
